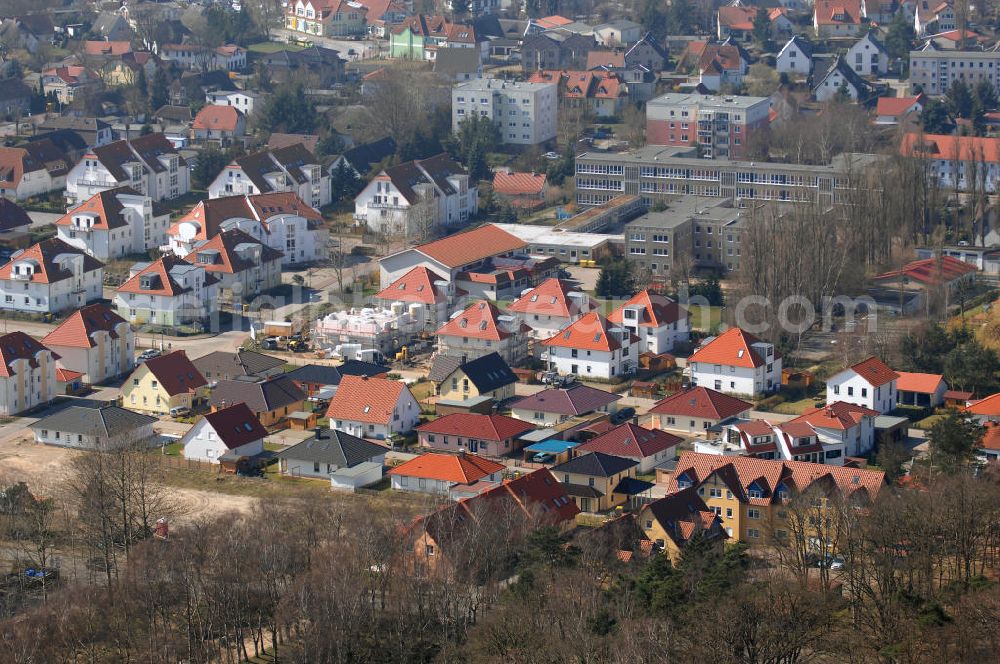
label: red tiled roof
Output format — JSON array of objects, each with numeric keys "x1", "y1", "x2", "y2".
[
  {"x1": 508, "y1": 278, "x2": 588, "y2": 318},
  {"x1": 980, "y1": 422, "x2": 1000, "y2": 451},
  {"x1": 790, "y1": 401, "x2": 878, "y2": 431},
  {"x1": 843, "y1": 356, "x2": 899, "y2": 388},
  {"x1": 586, "y1": 50, "x2": 625, "y2": 69},
  {"x1": 203, "y1": 403, "x2": 268, "y2": 449},
  {"x1": 184, "y1": 228, "x2": 283, "y2": 275},
  {"x1": 326, "y1": 375, "x2": 411, "y2": 424},
  {"x1": 141, "y1": 350, "x2": 207, "y2": 396},
  {"x1": 541, "y1": 312, "x2": 637, "y2": 352},
  {"x1": 116, "y1": 256, "x2": 190, "y2": 296},
  {"x1": 55, "y1": 367, "x2": 83, "y2": 382},
  {"x1": 436, "y1": 300, "x2": 511, "y2": 342},
  {"x1": 965, "y1": 392, "x2": 1000, "y2": 416},
  {"x1": 718, "y1": 6, "x2": 786, "y2": 30},
  {"x1": 0, "y1": 238, "x2": 102, "y2": 285},
  {"x1": 493, "y1": 171, "x2": 546, "y2": 196},
  {"x1": 608, "y1": 289, "x2": 688, "y2": 328},
  {"x1": 535, "y1": 15, "x2": 573, "y2": 28},
  {"x1": 375, "y1": 266, "x2": 449, "y2": 305},
  {"x1": 192, "y1": 105, "x2": 243, "y2": 132},
  {"x1": 0, "y1": 332, "x2": 55, "y2": 377},
  {"x1": 417, "y1": 413, "x2": 534, "y2": 442},
  {"x1": 83, "y1": 40, "x2": 132, "y2": 56},
  {"x1": 650, "y1": 386, "x2": 752, "y2": 420},
  {"x1": 944, "y1": 389, "x2": 973, "y2": 401},
  {"x1": 814, "y1": 0, "x2": 862, "y2": 25},
  {"x1": 901, "y1": 132, "x2": 1000, "y2": 164},
  {"x1": 55, "y1": 187, "x2": 136, "y2": 231},
  {"x1": 876, "y1": 95, "x2": 924, "y2": 117},
  {"x1": 413, "y1": 224, "x2": 526, "y2": 269},
  {"x1": 42, "y1": 303, "x2": 127, "y2": 349},
  {"x1": 171, "y1": 192, "x2": 321, "y2": 241},
  {"x1": 689, "y1": 327, "x2": 774, "y2": 369},
  {"x1": 896, "y1": 371, "x2": 945, "y2": 394},
  {"x1": 388, "y1": 452, "x2": 504, "y2": 483},
  {"x1": 875, "y1": 255, "x2": 978, "y2": 285},
  {"x1": 511, "y1": 383, "x2": 621, "y2": 416},
  {"x1": 576, "y1": 423, "x2": 683, "y2": 459}
]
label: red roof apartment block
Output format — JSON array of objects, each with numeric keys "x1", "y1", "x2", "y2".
[
  {"x1": 375, "y1": 266, "x2": 450, "y2": 305},
  {"x1": 689, "y1": 327, "x2": 777, "y2": 369},
  {"x1": 541, "y1": 312, "x2": 637, "y2": 352},
  {"x1": 650, "y1": 387, "x2": 752, "y2": 420}
]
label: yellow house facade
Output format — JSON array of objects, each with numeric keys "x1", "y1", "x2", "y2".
[
  {"x1": 639, "y1": 486, "x2": 727, "y2": 563},
  {"x1": 437, "y1": 365, "x2": 516, "y2": 402},
  {"x1": 121, "y1": 351, "x2": 209, "y2": 415},
  {"x1": 552, "y1": 451, "x2": 639, "y2": 513}
]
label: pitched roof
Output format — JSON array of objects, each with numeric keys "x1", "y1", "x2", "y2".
[
  {"x1": 436, "y1": 300, "x2": 511, "y2": 341},
  {"x1": 814, "y1": 0, "x2": 863, "y2": 25},
  {"x1": 874, "y1": 254, "x2": 979, "y2": 284},
  {"x1": 417, "y1": 413, "x2": 534, "y2": 441},
  {"x1": 790, "y1": 401, "x2": 879, "y2": 430},
  {"x1": 689, "y1": 327, "x2": 774, "y2": 368},
  {"x1": 31, "y1": 401, "x2": 156, "y2": 437},
  {"x1": 492, "y1": 170, "x2": 547, "y2": 196},
  {"x1": 184, "y1": 228, "x2": 283, "y2": 275},
  {"x1": 552, "y1": 451, "x2": 638, "y2": 477},
  {"x1": 202, "y1": 403, "x2": 269, "y2": 448},
  {"x1": 90, "y1": 133, "x2": 184, "y2": 181},
  {"x1": 576, "y1": 423, "x2": 683, "y2": 459},
  {"x1": 542, "y1": 312, "x2": 636, "y2": 352},
  {"x1": 511, "y1": 383, "x2": 621, "y2": 416},
  {"x1": 41, "y1": 303, "x2": 127, "y2": 349},
  {"x1": 172, "y1": 192, "x2": 321, "y2": 241},
  {"x1": 641, "y1": 486, "x2": 723, "y2": 547},
  {"x1": 895, "y1": 371, "x2": 945, "y2": 394},
  {"x1": 377, "y1": 152, "x2": 467, "y2": 204},
  {"x1": 649, "y1": 387, "x2": 752, "y2": 419},
  {"x1": 780, "y1": 35, "x2": 814, "y2": 59},
  {"x1": 0, "y1": 140, "x2": 71, "y2": 187},
  {"x1": 607, "y1": 289, "x2": 688, "y2": 328},
  {"x1": 0, "y1": 332, "x2": 55, "y2": 377},
  {"x1": 670, "y1": 451, "x2": 885, "y2": 503},
  {"x1": 814, "y1": 55, "x2": 873, "y2": 97},
  {"x1": 326, "y1": 375, "x2": 411, "y2": 424},
  {"x1": 411, "y1": 224, "x2": 526, "y2": 268},
  {"x1": 876, "y1": 95, "x2": 924, "y2": 117},
  {"x1": 140, "y1": 350, "x2": 207, "y2": 396},
  {"x1": 842, "y1": 356, "x2": 899, "y2": 387},
  {"x1": 192, "y1": 105, "x2": 244, "y2": 132},
  {"x1": 387, "y1": 452, "x2": 504, "y2": 483},
  {"x1": 276, "y1": 428, "x2": 388, "y2": 467},
  {"x1": 193, "y1": 350, "x2": 285, "y2": 380},
  {"x1": 0, "y1": 198, "x2": 32, "y2": 232},
  {"x1": 284, "y1": 363, "x2": 343, "y2": 386},
  {"x1": 507, "y1": 278, "x2": 587, "y2": 318},
  {"x1": 375, "y1": 266, "x2": 449, "y2": 305},
  {"x1": 55, "y1": 186, "x2": 140, "y2": 231},
  {"x1": 338, "y1": 359, "x2": 391, "y2": 377},
  {"x1": 0, "y1": 238, "x2": 104, "y2": 285},
  {"x1": 964, "y1": 392, "x2": 1000, "y2": 416},
  {"x1": 209, "y1": 375, "x2": 306, "y2": 413},
  {"x1": 586, "y1": 49, "x2": 626, "y2": 69},
  {"x1": 340, "y1": 136, "x2": 397, "y2": 175},
  {"x1": 452, "y1": 352, "x2": 518, "y2": 394},
  {"x1": 116, "y1": 255, "x2": 203, "y2": 296},
  {"x1": 83, "y1": 40, "x2": 132, "y2": 56},
  {"x1": 980, "y1": 422, "x2": 1000, "y2": 451}
]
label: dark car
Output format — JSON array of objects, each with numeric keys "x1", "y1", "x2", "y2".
[{"x1": 611, "y1": 407, "x2": 636, "y2": 424}]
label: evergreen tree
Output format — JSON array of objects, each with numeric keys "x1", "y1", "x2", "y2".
[
  {"x1": 330, "y1": 160, "x2": 363, "y2": 203},
  {"x1": 256, "y1": 84, "x2": 317, "y2": 134},
  {"x1": 448, "y1": 114, "x2": 500, "y2": 181},
  {"x1": 450, "y1": 0, "x2": 470, "y2": 16},
  {"x1": 948, "y1": 79, "x2": 974, "y2": 119},
  {"x1": 973, "y1": 79, "x2": 998, "y2": 111},
  {"x1": 921, "y1": 98, "x2": 953, "y2": 133},
  {"x1": 596, "y1": 259, "x2": 636, "y2": 298},
  {"x1": 192, "y1": 147, "x2": 230, "y2": 190},
  {"x1": 640, "y1": 0, "x2": 668, "y2": 41},
  {"x1": 752, "y1": 8, "x2": 771, "y2": 46},
  {"x1": 150, "y1": 67, "x2": 169, "y2": 111},
  {"x1": 135, "y1": 68, "x2": 148, "y2": 102},
  {"x1": 884, "y1": 10, "x2": 915, "y2": 61},
  {"x1": 929, "y1": 409, "x2": 984, "y2": 471},
  {"x1": 666, "y1": 0, "x2": 693, "y2": 35}
]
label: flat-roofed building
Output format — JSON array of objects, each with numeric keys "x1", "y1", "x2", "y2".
[{"x1": 646, "y1": 93, "x2": 770, "y2": 159}]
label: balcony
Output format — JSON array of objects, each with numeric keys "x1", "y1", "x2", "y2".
[
  {"x1": 76, "y1": 178, "x2": 117, "y2": 188},
  {"x1": 367, "y1": 200, "x2": 404, "y2": 209},
  {"x1": 9, "y1": 272, "x2": 30, "y2": 281}
]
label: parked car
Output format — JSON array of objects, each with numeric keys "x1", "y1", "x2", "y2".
[
  {"x1": 137, "y1": 349, "x2": 161, "y2": 362},
  {"x1": 261, "y1": 337, "x2": 280, "y2": 350},
  {"x1": 543, "y1": 151, "x2": 559, "y2": 160},
  {"x1": 169, "y1": 406, "x2": 190, "y2": 418},
  {"x1": 532, "y1": 452, "x2": 554, "y2": 464},
  {"x1": 611, "y1": 407, "x2": 636, "y2": 424}
]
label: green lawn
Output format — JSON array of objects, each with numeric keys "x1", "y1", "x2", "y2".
[
  {"x1": 915, "y1": 414, "x2": 946, "y2": 430},
  {"x1": 161, "y1": 441, "x2": 184, "y2": 457},
  {"x1": 769, "y1": 397, "x2": 819, "y2": 415},
  {"x1": 687, "y1": 305, "x2": 722, "y2": 332},
  {"x1": 248, "y1": 41, "x2": 306, "y2": 53}
]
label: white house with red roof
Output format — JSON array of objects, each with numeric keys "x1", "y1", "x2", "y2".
[
  {"x1": 789, "y1": 401, "x2": 878, "y2": 457},
  {"x1": 169, "y1": 192, "x2": 326, "y2": 267},
  {"x1": 374, "y1": 266, "x2": 452, "y2": 328},
  {"x1": 181, "y1": 403, "x2": 267, "y2": 463},
  {"x1": 649, "y1": 386, "x2": 753, "y2": 435},
  {"x1": 285, "y1": 0, "x2": 368, "y2": 38},
  {"x1": 813, "y1": 0, "x2": 864, "y2": 38},
  {"x1": 715, "y1": 418, "x2": 847, "y2": 465},
  {"x1": 607, "y1": 289, "x2": 690, "y2": 355},
  {"x1": 55, "y1": 187, "x2": 170, "y2": 261},
  {"x1": 183, "y1": 228, "x2": 284, "y2": 297},
  {"x1": 388, "y1": 451, "x2": 504, "y2": 497},
  {"x1": 416, "y1": 413, "x2": 535, "y2": 455},
  {"x1": 717, "y1": 6, "x2": 793, "y2": 42},
  {"x1": 191, "y1": 105, "x2": 246, "y2": 142},
  {"x1": 64, "y1": 133, "x2": 190, "y2": 206},
  {"x1": 113, "y1": 255, "x2": 218, "y2": 326},
  {"x1": 875, "y1": 94, "x2": 925, "y2": 125},
  {"x1": 575, "y1": 422, "x2": 683, "y2": 472},
  {"x1": 0, "y1": 331, "x2": 58, "y2": 415},
  {"x1": 826, "y1": 356, "x2": 899, "y2": 414},
  {"x1": 688, "y1": 327, "x2": 781, "y2": 398},
  {"x1": 207, "y1": 145, "x2": 330, "y2": 209},
  {"x1": 435, "y1": 299, "x2": 526, "y2": 365},
  {"x1": 41, "y1": 303, "x2": 133, "y2": 384},
  {"x1": 325, "y1": 375, "x2": 420, "y2": 440},
  {"x1": 542, "y1": 312, "x2": 639, "y2": 380},
  {"x1": 914, "y1": 0, "x2": 956, "y2": 35},
  {"x1": 0, "y1": 238, "x2": 105, "y2": 315},
  {"x1": 508, "y1": 278, "x2": 592, "y2": 341}
]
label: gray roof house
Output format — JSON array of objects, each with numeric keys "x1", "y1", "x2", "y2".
[
  {"x1": 193, "y1": 350, "x2": 285, "y2": 383},
  {"x1": 31, "y1": 401, "x2": 158, "y2": 450},
  {"x1": 209, "y1": 374, "x2": 306, "y2": 423},
  {"x1": 276, "y1": 427, "x2": 388, "y2": 490}
]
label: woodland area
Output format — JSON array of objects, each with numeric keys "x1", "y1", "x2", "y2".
[{"x1": 1, "y1": 446, "x2": 1000, "y2": 663}]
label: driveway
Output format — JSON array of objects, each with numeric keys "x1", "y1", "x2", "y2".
[{"x1": 272, "y1": 29, "x2": 382, "y2": 60}]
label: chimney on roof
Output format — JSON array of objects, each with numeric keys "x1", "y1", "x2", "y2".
[{"x1": 313, "y1": 426, "x2": 325, "y2": 440}]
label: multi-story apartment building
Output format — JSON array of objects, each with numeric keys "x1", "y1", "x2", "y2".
[
  {"x1": 285, "y1": 0, "x2": 368, "y2": 38},
  {"x1": 169, "y1": 192, "x2": 327, "y2": 266},
  {"x1": 542, "y1": 312, "x2": 639, "y2": 380},
  {"x1": 0, "y1": 332, "x2": 58, "y2": 416},
  {"x1": 646, "y1": 93, "x2": 770, "y2": 160},
  {"x1": 41, "y1": 303, "x2": 134, "y2": 385},
  {"x1": 208, "y1": 145, "x2": 331, "y2": 209},
  {"x1": 64, "y1": 133, "x2": 191, "y2": 206},
  {"x1": 909, "y1": 44, "x2": 1000, "y2": 96},
  {"x1": 607, "y1": 289, "x2": 690, "y2": 355},
  {"x1": 623, "y1": 196, "x2": 746, "y2": 276},
  {"x1": 159, "y1": 44, "x2": 247, "y2": 71},
  {"x1": 688, "y1": 327, "x2": 781, "y2": 398},
  {"x1": 900, "y1": 133, "x2": 1000, "y2": 193},
  {"x1": 658, "y1": 452, "x2": 886, "y2": 545},
  {"x1": 573, "y1": 146, "x2": 879, "y2": 208},
  {"x1": 826, "y1": 356, "x2": 899, "y2": 415},
  {"x1": 113, "y1": 256, "x2": 219, "y2": 326},
  {"x1": 354, "y1": 153, "x2": 477, "y2": 236},
  {"x1": 0, "y1": 239, "x2": 104, "y2": 314},
  {"x1": 0, "y1": 140, "x2": 70, "y2": 201},
  {"x1": 452, "y1": 78, "x2": 558, "y2": 146},
  {"x1": 435, "y1": 300, "x2": 526, "y2": 365},
  {"x1": 55, "y1": 187, "x2": 170, "y2": 261},
  {"x1": 713, "y1": 418, "x2": 847, "y2": 465},
  {"x1": 183, "y1": 228, "x2": 283, "y2": 298}
]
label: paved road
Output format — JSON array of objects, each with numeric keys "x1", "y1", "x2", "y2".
[{"x1": 272, "y1": 29, "x2": 382, "y2": 60}]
